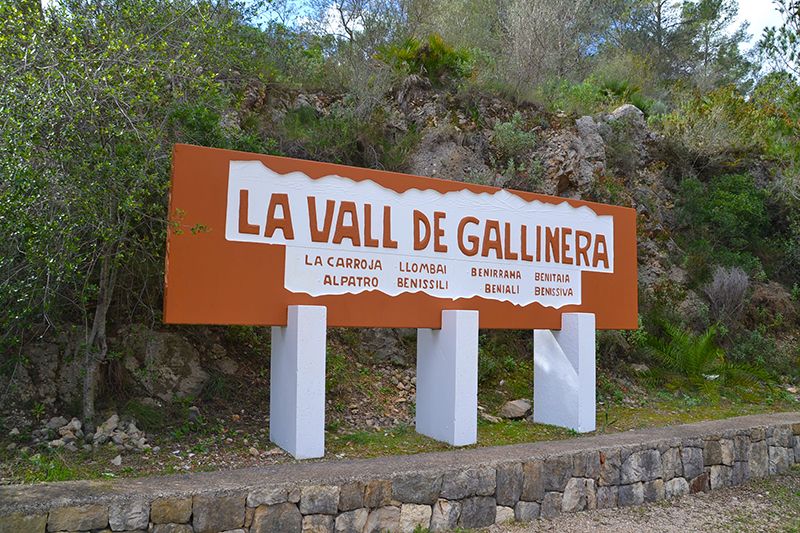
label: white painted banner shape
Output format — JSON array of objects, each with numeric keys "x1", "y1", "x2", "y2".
[{"x1": 225, "y1": 161, "x2": 615, "y2": 308}]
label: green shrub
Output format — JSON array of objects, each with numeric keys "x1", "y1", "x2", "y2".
[
  {"x1": 644, "y1": 323, "x2": 772, "y2": 396},
  {"x1": 678, "y1": 174, "x2": 769, "y2": 279},
  {"x1": 477, "y1": 332, "x2": 523, "y2": 385},
  {"x1": 281, "y1": 105, "x2": 367, "y2": 165},
  {"x1": 492, "y1": 112, "x2": 537, "y2": 164},
  {"x1": 122, "y1": 399, "x2": 165, "y2": 432},
  {"x1": 537, "y1": 78, "x2": 606, "y2": 115},
  {"x1": 280, "y1": 102, "x2": 419, "y2": 170},
  {"x1": 377, "y1": 34, "x2": 472, "y2": 86},
  {"x1": 537, "y1": 74, "x2": 659, "y2": 117},
  {"x1": 20, "y1": 452, "x2": 78, "y2": 483},
  {"x1": 656, "y1": 86, "x2": 765, "y2": 173},
  {"x1": 729, "y1": 330, "x2": 799, "y2": 380}
]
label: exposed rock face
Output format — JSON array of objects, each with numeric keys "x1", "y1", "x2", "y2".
[
  {"x1": 5, "y1": 335, "x2": 85, "y2": 406},
  {"x1": 604, "y1": 103, "x2": 648, "y2": 168},
  {"x1": 405, "y1": 126, "x2": 491, "y2": 183},
  {"x1": 539, "y1": 116, "x2": 606, "y2": 197},
  {"x1": 359, "y1": 329, "x2": 412, "y2": 365},
  {"x1": 123, "y1": 325, "x2": 209, "y2": 401}
]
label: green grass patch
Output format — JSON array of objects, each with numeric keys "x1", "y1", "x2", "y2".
[{"x1": 328, "y1": 394, "x2": 797, "y2": 457}]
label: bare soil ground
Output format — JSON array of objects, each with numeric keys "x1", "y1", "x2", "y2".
[{"x1": 490, "y1": 465, "x2": 800, "y2": 533}]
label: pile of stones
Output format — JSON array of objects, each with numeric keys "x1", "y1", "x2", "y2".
[{"x1": 28, "y1": 413, "x2": 155, "y2": 453}]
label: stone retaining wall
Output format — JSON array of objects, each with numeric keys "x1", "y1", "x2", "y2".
[{"x1": 1, "y1": 413, "x2": 799, "y2": 533}]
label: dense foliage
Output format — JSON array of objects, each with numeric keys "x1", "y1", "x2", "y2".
[{"x1": 2, "y1": 0, "x2": 800, "y2": 417}]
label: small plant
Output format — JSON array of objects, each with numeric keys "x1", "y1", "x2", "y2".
[
  {"x1": 644, "y1": 323, "x2": 772, "y2": 397},
  {"x1": 377, "y1": 34, "x2": 472, "y2": 86},
  {"x1": 31, "y1": 402, "x2": 45, "y2": 420},
  {"x1": 122, "y1": 400, "x2": 165, "y2": 432},
  {"x1": 22, "y1": 452, "x2": 77, "y2": 483},
  {"x1": 492, "y1": 112, "x2": 537, "y2": 164},
  {"x1": 703, "y1": 266, "x2": 750, "y2": 328}
]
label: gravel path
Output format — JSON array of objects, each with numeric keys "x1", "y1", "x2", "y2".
[{"x1": 490, "y1": 466, "x2": 800, "y2": 533}]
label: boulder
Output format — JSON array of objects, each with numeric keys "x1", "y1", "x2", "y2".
[
  {"x1": 620, "y1": 449, "x2": 662, "y2": 483},
  {"x1": 499, "y1": 399, "x2": 531, "y2": 419},
  {"x1": 540, "y1": 492, "x2": 562, "y2": 519},
  {"x1": 363, "y1": 506, "x2": 400, "y2": 533},
  {"x1": 441, "y1": 466, "x2": 496, "y2": 499},
  {"x1": 521, "y1": 460, "x2": 544, "y2": 501},
  {"x1": 47, "y1": 504, "x2": 108, "y2": 531},
  {"x1": 495, "y1": 505, "x2": 515, "y2": 524},
  {"x1": 603, "y1": 104, "x2": 648, "y2": 170},
  {"x1": 681, "y1": 447, "x2": 704, "y2": 479},
  {"x1": 151, "y1": 497, "x2": 192, "y2": 524},
  {"x1": 495, "y1": 463, "x2": 523, "y2": 506},
  {"x1": 562, "y1": 478, "x2": 596, "y2": 512},
  {"x1": 337, "y1": 482, "x2": 364, "y2": 511},
  {"x1": 359, "y1": 329, "x2": 413, "y2": 365},
  {"x1": 392, "y1": 472, "x2": 442, "y2": 504},
  {"x1": 363, "y1": 480, "x2": 392, "y2": 508},
  {"x1": 192, "y1": 493, "x2": 245, "y2": 533},
  {"x1": 123, "y1": 325, "x2": 209, "y2": 401},
  {"x1": 618, "y1": 482, "x2": 644, "y2": 506},
  {"x1": 302, "y1": 514, "x2": 335, "y2": 533},
  {"x1": 596, "y1": 486, "x2": 618, "y2": 509},
  {"x1": 665, "y1": 477, "x2": 690, "y2": 498},
  {"x1": 514, "y1": 501, "x2": 540, "y2": 521},
  {"x1": 109, "y1": 499, "x2": 150, "y2": 531},
  {"x1": 46, "y1": 416, "x2": 68, "y2": 429}
]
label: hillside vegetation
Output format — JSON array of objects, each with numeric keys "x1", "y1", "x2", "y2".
[{"x1": 1, "y1": 0, "x2": 800, "y2": 443}]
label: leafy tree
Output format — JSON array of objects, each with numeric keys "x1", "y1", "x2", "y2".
[
  {"x1": 679, "y1": 0, "x2": 752, "y2": 90},
  {"x1": 759, "y1": 0, "x2": 800, "y2": 78},
  {"x1": 598, "y1": 0, "x2": 751, "y2": 93},
  {"x1": 605, "y1": 0, "x2": 687, "y2": 82},
  {"x1": 0, "y1": 0, "x2": 271, "y2": 426}
]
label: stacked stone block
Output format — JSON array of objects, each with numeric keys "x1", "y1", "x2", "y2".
[{"x1": 1, "y1": 420, "x2": 799, "y2": 533}]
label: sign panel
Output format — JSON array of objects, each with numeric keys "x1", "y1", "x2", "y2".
[{"x1": 164, "y1": 144, "x2": 638, "y2": 329}]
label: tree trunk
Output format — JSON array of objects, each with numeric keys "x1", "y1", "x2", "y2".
[{"x1": 82, "y1": 247, "x2": 117, "y2": 431}]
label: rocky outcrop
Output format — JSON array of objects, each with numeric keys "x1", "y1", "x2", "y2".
[
  {"x1": 1, "y1": 330, "x2": 86, "y2": 407},
  {"x1": 122, "y1": 325, "x2": 209, "y2": 401},
  {"x1": 537, "y1": 114, "x2": 606, "y2": 197},
  {"x1": 405, "y1": 125, "x2": 491, "y2": 183}
]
